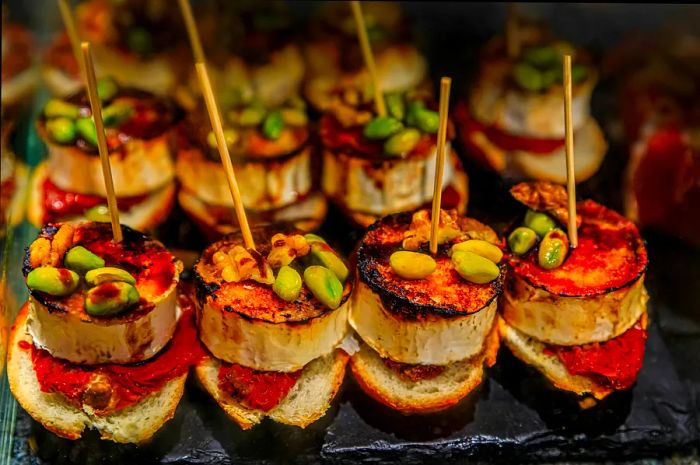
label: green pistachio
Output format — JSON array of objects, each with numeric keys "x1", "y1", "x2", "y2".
[
  {"x1": 26, "y1": 267, "x2": 80, "y2": 296},
  {"x1": 451, "y1": 250, "x2": 500, "y2": 284},
  {"x1": 76, "y1": 117, "x2": 98, "y2": 146},
  {"x1": 85, "y1": 267, "x2": 137, "y2": 286},
  {"x1": 523, "y1": 209, "x2": 557, "y2": 238},
  {"x1": 513, "y1": 62, "x2": 544, "y2": 92},
  {"x1": 389, "y1": 251, "x2": 436, "y2": 280},
  {"x1": 450, "y1": 240, "x2": 503, "y2": 263},
  {"x1": 538, "y1": 229, "x2": 569, "y2": 270},
  {"x1": 405, "y1": 100, "x2": 426, "y2": 127},
  {"x1": 96, "y1": 77, "x2": 118, "y2": 102},
  {"x1": 102, "y1": 103, "x2": 134, "y2": 127},
  {"x1": 303, "y1": 233, "x2": 327, "y2": 244},
  {"x1": 47, "y1": 118, "x2": 77, "y2": 144},
  {"x1": 238, "y1": 106, "x2": 266, "y2": 126},
  {"x1": 411, "y1": 108, "x2": 440, "y2": 134},
  {"x1": 64, "y1": 246, "x2": 105, "y2": 274},
  {"x1": 273, "y1": 265, "x2": 302, "y2": 302},
  {"x1": 207, "y1": 128, "x2": 238, "y2": 149},
  {"x1": 384, "y1": 128, "x2": 421, "y2": 156},
  {"x1": 84, "y1": 205, "x2": 111, "y2": 222},
  {"x1": 363, "y1": 116, "x2": 404, "y2": 140},
  {"x1": 384, "y1": 92, "x2": 406, "y2": 120},
  {"x1": 507, "y1": 227, "x2": 538, "y2": 256},
  {"x1": 307, "y1": 241, "x2": 349, "y2": 282},
  {"x1": 44, "y1": 99, "x2": 80, "y2": 119},
  {"x1": 125, "y1": 27, "x2": 154, "y2": 57},
  {"x1": 571, "y1": 64, "x2": 589, "y2": 84},
  {"x1": 262, "y1": 111, "x2": 285, "y2": 140},
  {"x1": 303, "y1": 265, "x2": 344, "y2": 309},
  {"x1": 522, "y1": 45, "x2": 558, "y2": 68},
  {"x1": 85, "y1": 281, "x2": 140, "y2": 316}
]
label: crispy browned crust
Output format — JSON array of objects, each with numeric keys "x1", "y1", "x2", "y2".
[
  {"x1": 357, "y1": 210, "x2": 503, "y2": 320},
  {"x1": 194, "y1": 226, "x2": 352, "y2": 324},
  {"x1": 350, "y1": 320, "x2": 500, "y2": 414}
]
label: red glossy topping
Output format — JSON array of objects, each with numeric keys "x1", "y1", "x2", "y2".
[
  {"x1": 218, "y1": 363, "x2": 302, "y2": 412},
  {"x1": 43, "y1": 177, "x2": 148, "y2": 224},
  {"x1": 510, "y1": 200, "x2": 647, "y2": 296},
  {"x1": 43, "y1": 33, "x2": 80, "y2": 78},
  {"x1": 454, "y1": 103, "x2": 565, "y2": 165},
  {"x1": 320, "y1": 114, "x2": 438, "y2": 159},
  {"x1": 26, "y1": 295, "x2": 204, "y2": 412},
  {"x1": 551, "y1": 320, "x2": 647, "y2": 390}
]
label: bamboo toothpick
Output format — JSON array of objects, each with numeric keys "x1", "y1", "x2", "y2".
[
  {"x1": 506, "y1": 4, "x2": 520, "y2": 58},
  {"x1": 177, "y1": 0, "x2": 205, "y2": 63},
  {"x1": 350, "y1": 1, "x2": 386, "y2": 116},
  {"x1": 57, "y1": 0, "x2": 86, "y2": 80},
  {"x1": 81, "y1": 42, "x2": 122, "y2": 242},
  {"x1": 429, "y1": 77, "x2": 452, "y2": 256},
  {"x1": 195, "y1": 62, "x2": 255, "y2": 250},
  {"x1": 563, "y1": 55, "x2": 578, "y2": 248}
]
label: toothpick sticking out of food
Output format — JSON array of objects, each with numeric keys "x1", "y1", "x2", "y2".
[
  {"x1": 80, "y1": 42, "x2": 122, "y2": 242},
  {"x1": 177, "y1": 0, "x2": 205, "y2": 63},
  {"x1": 350, "y1": 1, "x2": 386, "y2": 116},
  {"x1": 563, "y1": 55, "x2": 578, "y2": 248},
  {"x1": 430, "y1": 77, "x2": 452, "y2": 255},
  {"x1": 195, "y1": 62, "x2": 256, "y2": 250}
]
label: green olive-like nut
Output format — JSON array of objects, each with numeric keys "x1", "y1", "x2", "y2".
[
  {"x1": 513, "y1": 62, "x2": 544, "y2": 92},
  {"x1": 524, "y1": 209, "x2": 557, "y2": 237},
  {"x1": 102, "y1": 103, "x2": 134, "y2": 127},
  {"x1": 303, "y1": 233, "x2": 327, "y2": 244},
  {"x1": 97, "y1": 77, "x2": 118, "y2": 102},
  {"x1": 44, "y1": 99, "x2": 80, "y2": 119},
  {"x1": 207, "y1": 128, "x2": 238, "y2": 149},
  {"x1": 125, "y1": 27, "x2": 153, "y2": 57},
  {"x1": 411, "y1": 108, "x2": 440, "y2": 134},
  {"x1": 451, "y1": 240, "x2": 503, "y2": 263},
  {"x1": 303, "y1": 265, "x2": 343, "y2": 309},
  {"x1": 384, "y1": 92, "x2": 406, "y2": 120},
  {"x1": 273, "y1": 265, "x2": 302, "y2": 302},
  {"x1": 64, "y1": 246, "x2": 105, "y2": 274},
  {"x1": 262, "y1": 111, "x2": 285, "y2": 140},
  {"x1": 389, "y1": 251, "x2": 436, "y2": 280},
  {"x1": 85, "y1": 281, "x2": 140, "y2": 316},
  {"x1": 451, "y1": 251, "x2": 500, "y2": 284},
  {"x1": 238, "y1": 106, "x2": 266, "y2": 126},
  {"x1": 46, "y1": 117, "x2": 77, "y2": 144},
  {"x1": 405, "y1": 100, "x2": 426, "y2": 127},
  {"x1": 571, "y1": 64, "x2": 589, "y2": 84},
  {"x1": 384, "y1": 128, "x2": 421, "y2": 156},
  {"x1": 26, "y1": 266, "x2": 80, "y2": 296},
  {"x1": 363, "y1": 116, "x2": 404, "y2": 140},
  {"x1": 76, "y1": 117, "x2": 98, "y2": 146},
  {"x1": 84, "y1": 205, "x2": 110, "y2": 222},
  {"x1": 280, "y1": 108, "x2": 308, "y2": 127},
  {"x1": 542, "y1": 67, "x2": 563, "y2": 88},
  {"x1": 538, "y1": 229, "x2": 569, "y2": 270},
  {"x1": 85, "y1": 267, "x2": 137, "y2": 286},
  {"x1": 507, "y1": 227, "x2": 538, "y2": 256},
  {"x1": 307, "y1": 241, "x2": 349, "y2": 282},
  {"x1": 522, "y1": 45, "x2": 558, "y2": 68}
]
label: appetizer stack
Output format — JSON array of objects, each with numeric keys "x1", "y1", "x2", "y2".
[
  {"x1": 501, "y1": 182, "x2": 649, "y2": 402},
  {"x1": 350, "y1": 208, "x2": 502, "y2": 412},
  {"x1": 303, "y1": 1, "x2": 429, "y2": 112},
  {"x1": 320, "y1": 89, "x2": 468, "y2": 227},
  {"x1": 457, "y1": 25, "x2": 607, "y2": 183},
  {"x1": 8, "y1": 221, "x2": 197, "y2": 443},
  {"x1": 28, "y1": 78, "x2": 180, "y2": 230},
  {"x1": 194, "y1": 228, "x2": 352, "y2": 428}
]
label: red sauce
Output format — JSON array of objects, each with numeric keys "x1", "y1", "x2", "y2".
[
  {"x1": 454, "y1": 103, "x2": 565, "y2": 167},
  {"x1": 27, "y1": 295, "x2": 205, "y2": 413},
  {"x1": 510, "y1": 200, "x2": 647, "y2": 296},
  {"x1": 218, "y1": 363, "x2": 302, "y2": 412},
  {"x1": 43, "y1": 177, "x2": 148, "y2": 223},
  {"x1": 320, "y1": 114, "x2": 439, "y2": 159},
  {"x1": 43, "y1": 33, "x2": 80, "y2": 78},
  {"x1": 552, "y1": 320, "x2": 647, "y2": 390}
]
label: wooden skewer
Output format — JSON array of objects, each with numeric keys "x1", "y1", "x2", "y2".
[
  {"x1": 81, "y1": 42, "x2": 122, "y2": 242},
  {"x1": 563, "y1": 55, "x2": 578, "y2": 248},
  {"x1": 506, "y1": 3, "x2": 520, "y2": 58},
  {"x1": 177, "y1": 0, "x2": 205, "y2": 63},
  {"x1": 195, "y1": 62, "x2": 256, "y2": 251},
  {"x1": 57, "y1": 0, "x2": 86, "y2": 80},
  {"x1": 350, "y1": 1, "x2": 386, "y2": 116},
  {"x1": 429, "y1": 77, "x2": 452, "y2": 256}
]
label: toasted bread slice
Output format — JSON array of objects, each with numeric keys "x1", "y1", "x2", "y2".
[
  {"x1": 8, "y1": 305, "x2": 186, "y2": 444},
  {"x1": 195, "y1": 350, "x2": 349, "y2": 430},
  {"x1": 498, "y1": 317, "x2": 614, "y2": 400},
  {"x1": 350, "y1": 320, "x2": 500, "y2": 414}
]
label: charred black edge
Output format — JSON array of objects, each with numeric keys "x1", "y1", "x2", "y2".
[
  {"x1": 24, "y1": 222, "x2": 171, "y2": 316},
  {"x1": 357, "y1": 211, "x2": 505, "y2": 321},
  {"x1": 193, "y1": 225, "x2": 353, "y2": 326},
  {"x1": 502, "y1": 208, "x2": 649, "y2": 298},
  {"x1": 37, "y1": 87, "x2": 184, "y2": 151}
]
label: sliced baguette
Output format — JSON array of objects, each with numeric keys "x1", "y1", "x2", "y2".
[
  {"x1": 8, "y1": 304, "x2": 187, "y2": 444},
  {"x1": 498, "y1": 317, "x2": 614, "y2": 400},
  {"x1": 350, "y1": 320, "x2": 500, "y2": 414},
  {"x1": 195, "y1": 350, "x2": 348, "y2": 430}
]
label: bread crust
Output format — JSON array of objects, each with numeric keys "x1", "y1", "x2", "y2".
[
  {"x1": 8, "y1": 303, "x2": 186, "y2": 443},
  {"x1": 350, "y1": 319, "x2": 500, "y2": 414}
]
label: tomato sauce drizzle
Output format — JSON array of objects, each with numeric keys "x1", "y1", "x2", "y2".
[
  {"x1": 550, "y1": 320, "x2": 647, "y2": 390},
  {"x1": 24, "y1": 294, "x2": 205, "y2": 412},
  {"x1": 218, "y1": 364, "x2": 302, "y2": 412}
]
